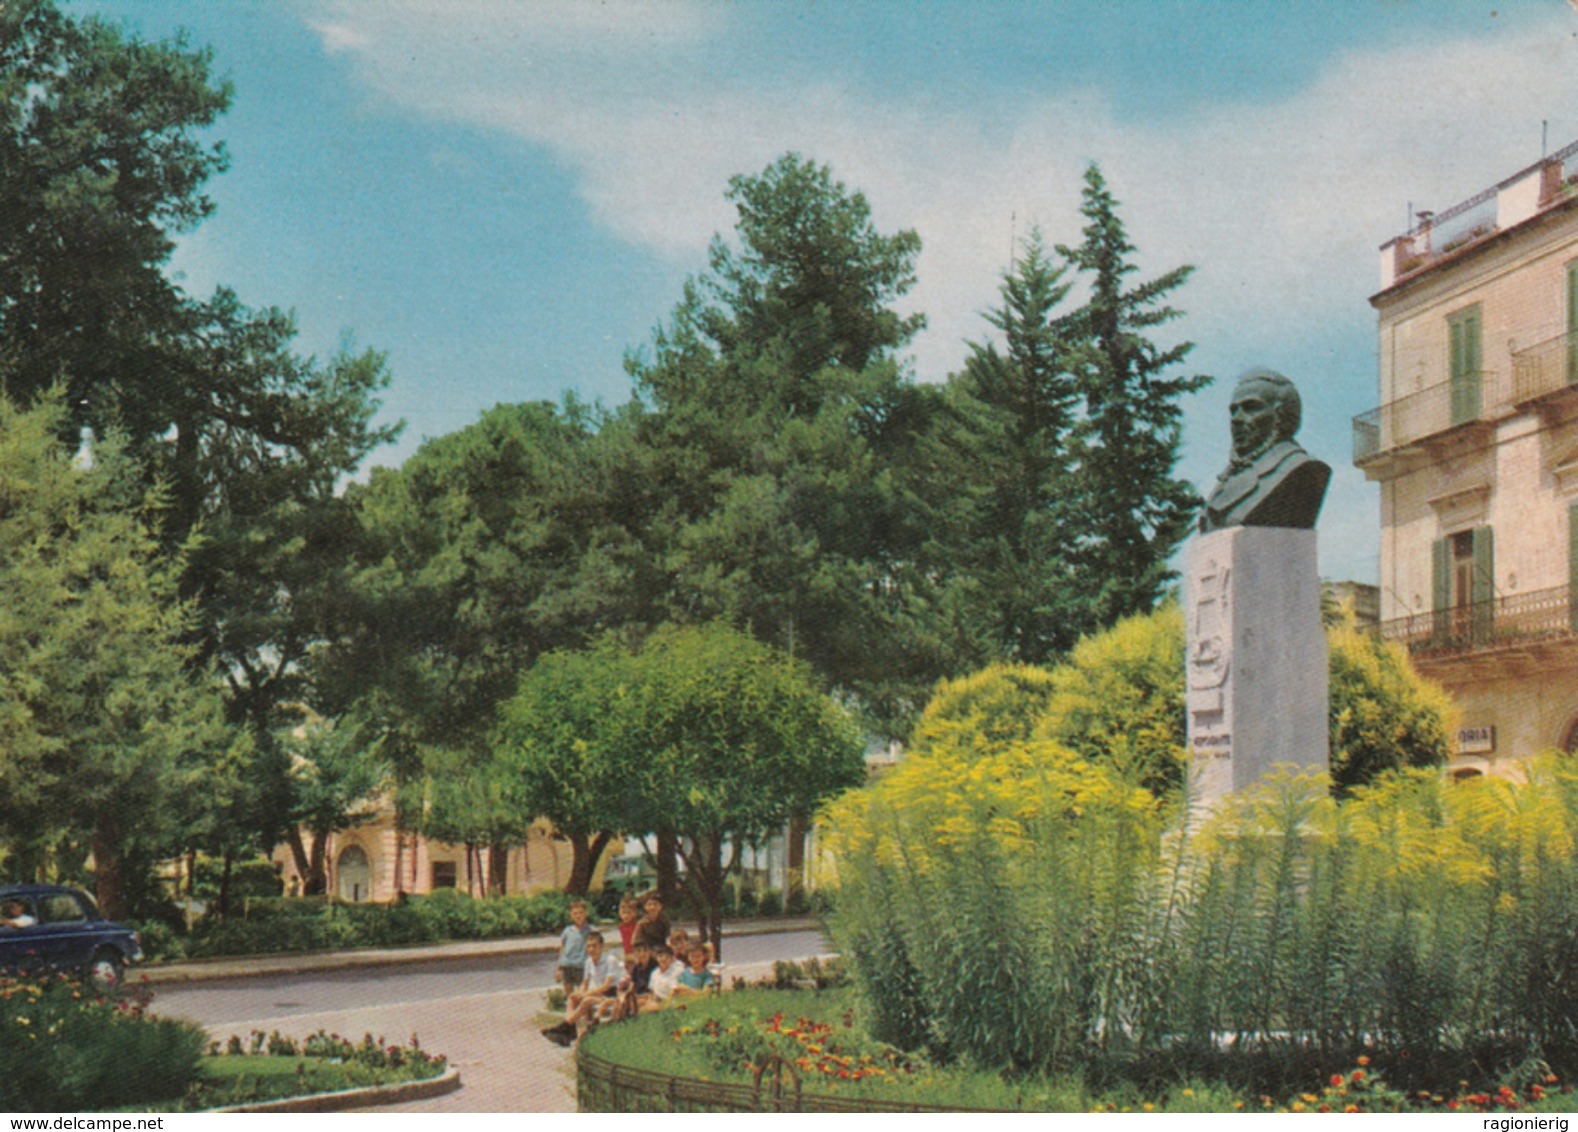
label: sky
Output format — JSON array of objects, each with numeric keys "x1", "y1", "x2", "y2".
[{"x1": 73, "y1": 0, "x2": 1578, "y2": 585}]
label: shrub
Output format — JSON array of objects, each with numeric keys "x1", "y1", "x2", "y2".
[
  {"x1": 1327, "y1": 624, "x2": 1455, "y2": 794},
  {"x1": 179, "y1": 887, "x2": 572, "y2": 958},
  {"x1": 0, "y1": 977, "x2": 206, "y2": 1110},
  {"x1": 826, "y1": 749, "x2": 1578, "y2": 1094}
]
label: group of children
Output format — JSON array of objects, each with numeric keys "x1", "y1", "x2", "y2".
[{"x1": 540, "y1": 894, "x2": 717, "y2": 1046}]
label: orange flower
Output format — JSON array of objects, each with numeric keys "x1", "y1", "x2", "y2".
[{"x1": 1356, "y1": 1056, "x2": 1371, "y2": 1067}]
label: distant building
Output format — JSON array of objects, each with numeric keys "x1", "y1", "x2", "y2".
[
  {"x1": 1356, "y1": 136, "x2": 1578, "y2": 777},
  {"x1": 272, "y1": 816, "x2": 616, "y2": 903},
  {"x1": 1327, "y1": 580, "x2": 1380, "y2": 629}
]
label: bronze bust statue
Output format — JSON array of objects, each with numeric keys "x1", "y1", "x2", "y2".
[{"x1": 1199, "y1": 369, "x2": 1330, "y2": 533}]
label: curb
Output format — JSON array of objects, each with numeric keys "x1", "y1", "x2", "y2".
[
  {"x1": 210, "y1": 1065, "x2": 462, "y2": 1113},
  {"x1": 140, "y1": 917, "x2": 824, "y2": 985}
]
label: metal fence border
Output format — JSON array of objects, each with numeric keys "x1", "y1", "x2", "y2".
[{"x1": 575, "y1": 1046, "x2": 1003, "y2": 1113}]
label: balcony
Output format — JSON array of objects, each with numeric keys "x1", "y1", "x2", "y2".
[
  {"x1": 1374, "y1": 583, "x2": 1577, "y2": 661},
  {"x1": 1511, "y1": 330, "x2": 1578, "y2": 407},
  {"x1": 1351, "y1": 370, "x2": 1498, "y2": 469}
]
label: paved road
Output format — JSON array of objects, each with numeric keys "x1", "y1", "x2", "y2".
[{"x1": 149, "y1": 929, "x2": 830, "y2": 1112}]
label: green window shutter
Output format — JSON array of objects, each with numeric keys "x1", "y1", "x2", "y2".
[
  {"x1": 1570, "y1": 502, "x2": 1578, "y2": 633},
  {"x1": 1431, "y1": 536, "x2": 1450, "y2": 645},
  {"x1": 1567, "y1": 263, "x2": 1577, "y2": 387},
  {"x1": 1449, "y1": 307, "x2": 1483, "y2": 425},
  {"x1": 1470, "y1": 526, "x2": 1494, "y2": 643}
]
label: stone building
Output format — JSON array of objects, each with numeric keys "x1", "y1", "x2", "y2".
[{"x1": 1356, "y1": 136, "x2": 1578, "y2": 777}]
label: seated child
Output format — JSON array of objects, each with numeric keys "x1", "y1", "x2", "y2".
[
  {"x1": 609, "y1": 940, "x2": 657, "y2": 1022},
  {"x1": 543, "y1": 931, "x2": 623, "y2": 1044},
  {"x1": 671, "y1": 943, "x2": 716, "y2": 997},
  {"x1": 616, "y1": 897, "x2": 640, "y2": 952},
  {"x1": 639, "y1": 944, "x2": 683, "y2": 1013}
]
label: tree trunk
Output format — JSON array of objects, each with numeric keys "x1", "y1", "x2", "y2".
[
  {"x1": 786, "y1": 814, "x2": 807, "y2": 906},
  {"x1": 92, "y1": 811, "x2": 126, "y2": 922},
  {"x1": 489, "y1": 843, "x2": 508, "y2": 897},
  {"x1": 305, "y1": 830, "x2": 327, "y2": 896},
  {"x1": 394, "y1": 828, "x2": 405, "y2": 898},
  {"x1": 655, "y1": 829, "x2": 679, "y2": 905},
  {"x1": 186, "y1": 848, "x2": 198, "y2": 896},
  {"x1": 217, "y1": 851, "x2": 234, "y2": 919},
  {"x1": 286, "y1": 826, "x2": 312, "y2": 887},
  {"x1": 565, "y1": 831, "x2": 614, "y2": 896},
  {"x1": 701, "y1": 834, "x2": 726, "y2": 962}
]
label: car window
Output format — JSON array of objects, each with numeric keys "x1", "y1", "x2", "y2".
[
  {"x1": 1, "y1": 896, "x2": 36, "y2": 926},
  {"x1": 38, "y1": 894, "x2": 87, "y2": 924}
]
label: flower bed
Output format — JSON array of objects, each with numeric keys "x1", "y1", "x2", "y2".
[
  {"x1": 0, "y1": 977, "x2": 206, "y2": 1111},
  {"x1": 577, "y1": 988, "x2": 1578, "y2": 1113}
]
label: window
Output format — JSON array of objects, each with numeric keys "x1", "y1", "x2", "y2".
[
  {"x1": 38, "y1": 894, "x2": 86, "y2": 924},
  {"x1": 431, "y1": 861, "x2": 458, "y2": 890},
  {"x1": 1433, "y1": 526, "x2": 1493, "y2": 643},
  {"x1": 1448, "y1": 305, "x2": 1483, "y2": 425}
]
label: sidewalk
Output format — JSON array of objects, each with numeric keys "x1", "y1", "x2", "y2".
[{"x1": 140, "y1": 915, "x2": 824, "y2": 984}]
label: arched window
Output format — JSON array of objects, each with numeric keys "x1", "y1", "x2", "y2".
[{"x1": 337, "y1": 844, "x2": 372, "y2": 903}]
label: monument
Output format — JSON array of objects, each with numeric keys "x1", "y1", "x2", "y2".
[{"x1": 1187, "y1": 369, "x2": 1332, "y2": 805}]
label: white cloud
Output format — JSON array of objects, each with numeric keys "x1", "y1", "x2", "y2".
[
  {"x1": 307, "y1": 3, "x2": 1578, "y2": 578},
  {"x1": 306, "y1": 4, "x2": 1578, "y2": 382}
]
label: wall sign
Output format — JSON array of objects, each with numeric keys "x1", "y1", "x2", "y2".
[{"x1": 1458, "y1": 726, "x2": 1495, "y2": 754}]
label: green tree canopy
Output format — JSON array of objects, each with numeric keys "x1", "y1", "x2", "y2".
[
  {"x1": 497, "y1": 624, "x2": 865, "y2": 951},
  {"x1": 0, "y1": 395, "x2": 230, "y2": 917},
  {"x1": 626, "y1": 155, "x2": 945, "y2": 729},
  {"x1": 494, "y1": 641, "x2": 646, "y2": 897},
  {"x1": 0, "y1": 0, "x2": 400, "y2": 870}
]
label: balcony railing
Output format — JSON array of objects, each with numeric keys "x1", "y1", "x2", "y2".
[
  {"x1": 1511, "y1": 330, "x2": 1578, "y2": 405},
  {"x1": 1351, "y1": 370, "x2": 1497, "y2": 466},
  {"x1": 1374, "y1": 583, "x2": 1576, "y2": 659}
]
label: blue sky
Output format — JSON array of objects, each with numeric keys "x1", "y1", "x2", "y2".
[{"x1": 74, "y1": 1, "x2": 1578, "y2": 584}]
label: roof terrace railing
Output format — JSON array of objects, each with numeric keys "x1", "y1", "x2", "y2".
[{"x1": 1380, "y1": 137, "x2": 1578, "y2": 288}]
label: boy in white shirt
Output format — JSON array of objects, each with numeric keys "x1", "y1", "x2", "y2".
[
  {"x1": 640, "y1": 944, "x2": 682, "y2": 1013},
  {"x1": 542, "y1": 931, "x2": 623, "y2": 1044}
]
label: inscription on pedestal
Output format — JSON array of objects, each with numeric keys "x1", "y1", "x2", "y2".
[{"x1": 1186, "y1": 527, "x2": 1328, "y2": 807}]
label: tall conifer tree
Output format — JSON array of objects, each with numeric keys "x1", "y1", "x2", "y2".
[
  {"x1": 949, "y1": 230, "x2": 1085, "y2": 662},
  {"x1": 1058, "y1": 164, "x2": 1210, "y2": 624}
]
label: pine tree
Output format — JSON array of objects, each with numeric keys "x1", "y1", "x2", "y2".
[
  {"x1": 1057, "y1": 164, "x2": 1210, "y2": 625},
  {"x1": 948, "y1": 230, "x2": 1086, "y2": 662}
]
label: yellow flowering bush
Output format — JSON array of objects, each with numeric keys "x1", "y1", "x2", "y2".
[{"x1": 823, "y1": 602, "x2": 1578, "y2": 1091}]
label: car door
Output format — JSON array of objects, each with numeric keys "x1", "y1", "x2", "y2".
[
  {"x1": 31, "y1": 891, "x2": 96, "y2": 976},
  {"x1": 0, "y1": 895, "x2": 44, "y2": 974}
]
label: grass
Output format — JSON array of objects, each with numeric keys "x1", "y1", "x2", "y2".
[
  {"x1": 109, "y1": 1036, "x2": 448, "y2": 1112},
  {"x1": 579, "y1": 987, "x2": 1578, "y2": 1113}
]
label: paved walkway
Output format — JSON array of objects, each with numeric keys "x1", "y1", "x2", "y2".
[{"x1": 143, "y1": 919, "x2": 828, "y2": 1111}]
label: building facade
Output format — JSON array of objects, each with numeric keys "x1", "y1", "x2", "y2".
[
  {"x1": 1357, "y1": 137, "x2": 1578, "y2": 777},
  {"x1": 272, "y1": 817, "x2": 617, "y2": 903}
]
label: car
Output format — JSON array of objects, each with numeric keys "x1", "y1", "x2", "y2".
[{"x1": 0, "y1": 883, "x2": 142, "y2": 991}]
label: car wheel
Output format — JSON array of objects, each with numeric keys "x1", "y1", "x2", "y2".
[{"x1": 87, "y1": 949, "x2": 124, "y2": 993}]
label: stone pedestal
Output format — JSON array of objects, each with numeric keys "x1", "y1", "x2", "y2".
[{"x1": 1186, "y1": 527, "x2": 1328, "y2": 806}]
